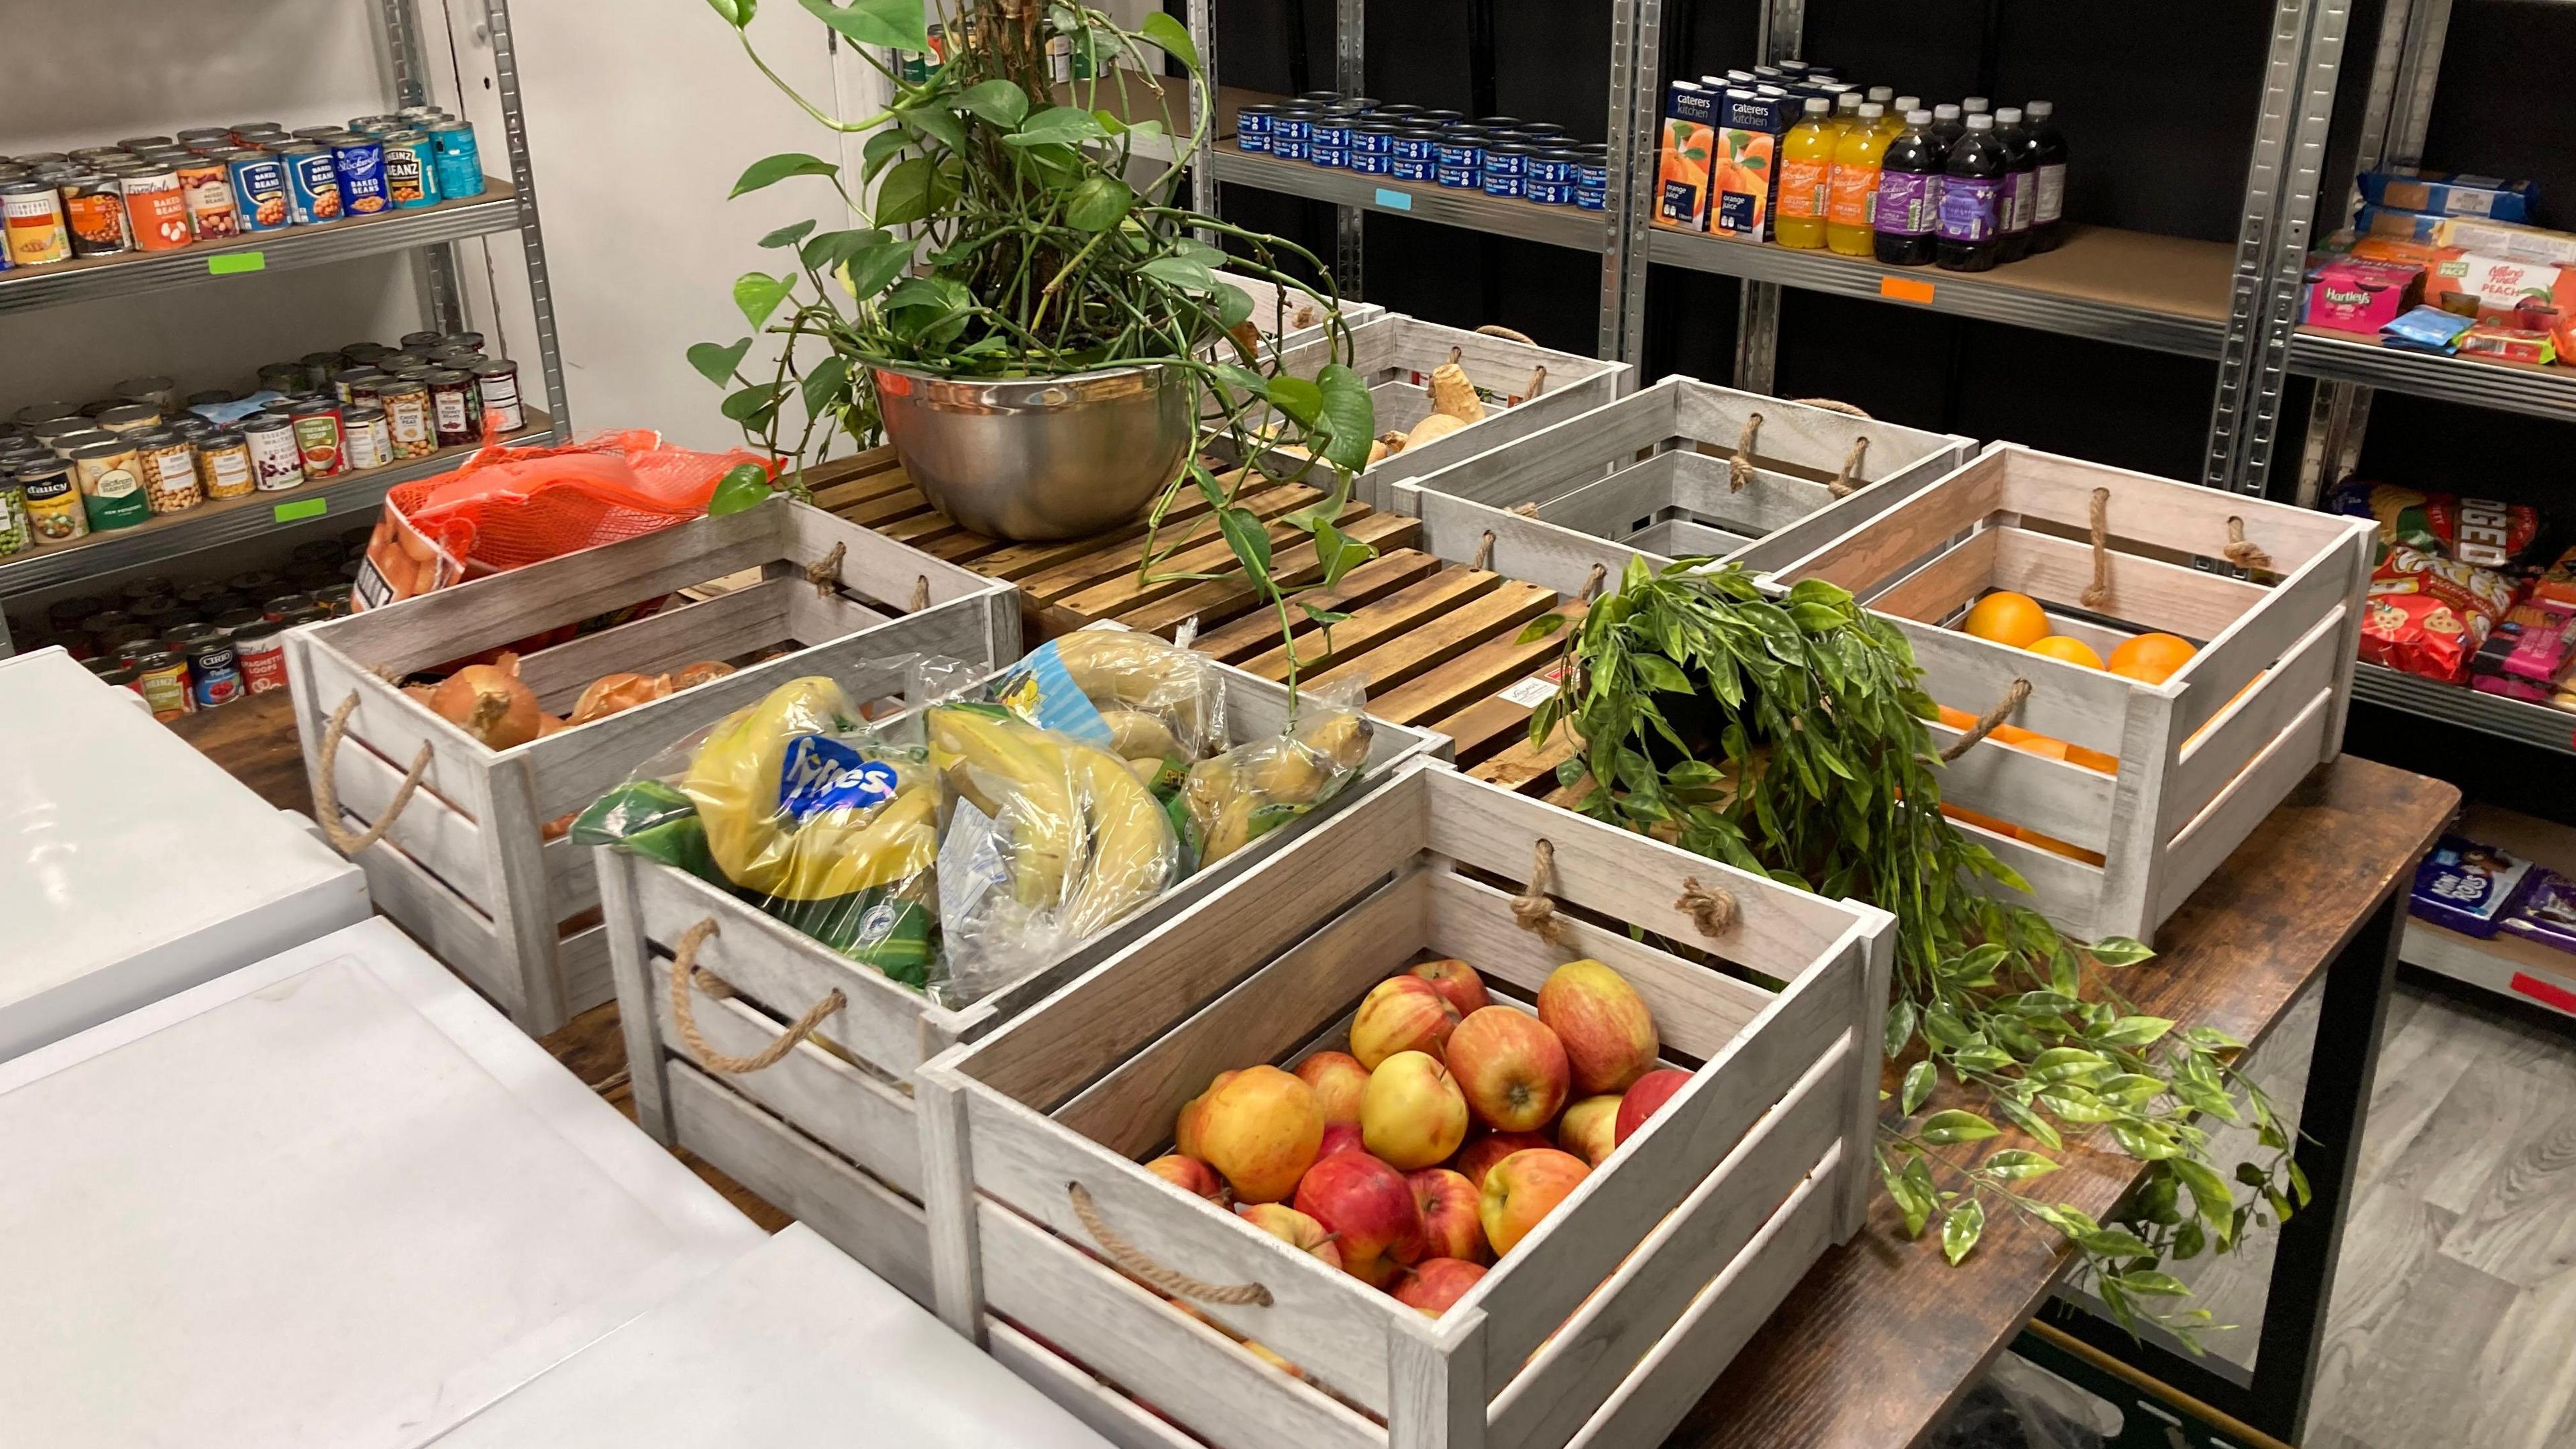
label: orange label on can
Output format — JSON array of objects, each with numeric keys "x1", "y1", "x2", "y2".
[
  {"x1": 1776, "y1": 158, "x2": 1829, "y2": 220},
  {"x1": 124, "y1": 181, "x2": 193, "y2": 252}
]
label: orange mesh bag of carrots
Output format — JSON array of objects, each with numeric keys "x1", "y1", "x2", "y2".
[{"x1": 354, "y1": 429, "x2": 767, "y2": 610}]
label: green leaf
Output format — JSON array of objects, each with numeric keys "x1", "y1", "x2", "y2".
[
  {"x1": 2114, "y1": 1271, "x2": 2192, "y2": 1297},
  {"x1": 1942, "y1": 1199, "x2": 1986, "y2": 1265},
  {"x1": 2036, "y1": 1088, "x2": 2120, "y2": 1124},
  {"x1": 1884, "y1": 1000, "x2": 1919, "y2": 1059},
  {"x1": 1635, "y1": 655, "x2": 1694, "y2": 693},
  {"x1": 1139, "y1": 256, "x2": 1218, "y2": 292},
  {"x1": 1006, "y1": 106, "x2": 1109, "y2": 148},
  {"x1": 1888, "y1": 1157, "x2": 1937, "y2": 1238},
  {"x1": 1981, "y1": 1148, "x2": 2061, "y2": 1181},
  {"x1": 797, "y1": 0, "x2": 926, "y2": 51},
  {"x1": 706, "y1": 0, "x2": 755, "y2": 28},
  {"x1": 841, "y1": 238, "x2": 916, "y2": 299},
  {"x1": 2088, "y1": 936, "x2": 2155, "y2": 967},
  {"x1": 2096, "y1": 1015, "x2": 2176, "y2": 1048},
  {"x1": 1139, "y1": 10, "x2": 1199, "y2": 68},
  {"x1": 2171, "y1": 1158, "x2": 2235, "y2": 1242},
  {"x1": 1313, "y1": 363, "x2": 1375, "y2": 472},
  {"x1": 1923, "y1": 1005, "x2": 1976, "y2": 1051},
  {"x1": 731, "y1": 152, "x2": 837, "y2": 199},
  {"x1": 1313, "y1": 519, "x2": 1371, "y2": 588},
  {"x1": 1267, "y1": 377, "x2": 1324, "y2": 427},
  {"x1": 2077, "y1": 1226, "x2": 2153, "y2": 1258},
  {"x1": 1212, "y1": 281, "x2": 1254, "y2": 332},
  {"x1": 861, "y1": 128, "x2": 912, "y2": 182},
  {"x1": 1215, "y1": 506, "x2": 1273, "y2": 579},
  {"x1": 896, "y1": 101, "x2": 967, "y2": 157},
  {"x1": 733, "y1": 272, "x2": 795, "y2": 329},
  {"x1": 2029, "y1": 1047, "x2": 2111, "y2": 1084},
  {"x1": 1299, "y1": 604, "x2": 1352, "y2": 629},
  {"x1": 800, "y1": 227, "x2": 884, "y2": 275},
  {"x1": 1517, "y1": 614, "x2": 1568, "y2": 644},
  {"x1": 873, "y1": 157, "x2": 947, "y2": 227},
  {"x1": 957, "y1": 79, "x2": 1030, "y2": 129},
  {"x1": 706, "y1": 463, "x2": 773, "y2": 517},
  {"x1": 800, "y1": 355, "x2": 851, "y2": 418},
  {"x1": 720, "y1": 380, "x2": 790, "y2": 423},
  {"x1": 1900, "y1": 1060, "x2": 1937, "y2": 1116},
  {"x1": 1991, "y1": 1091, "x2": 2064, "y2": 1150},
  {"x1": 686, "y1": 337, "x2": 753, "y2": 386},
  {"x1": 1918, "y1": 1109, "x2": 2000, "y2": 1146},
  {"x1": 758, "y1": 219, "x2": 818, "y2": 249}
]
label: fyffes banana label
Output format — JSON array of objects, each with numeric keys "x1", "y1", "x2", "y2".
[
  {"x1": 779, "y1": 735, "x2": 904, "y2": 822},
  {"x1": 991, "y1": 641, "x2": 1118, "y2": 747}
]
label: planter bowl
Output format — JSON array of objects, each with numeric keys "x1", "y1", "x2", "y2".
[{"x1": 873, "y1": 363, "x2": 1192, "y2": 541}]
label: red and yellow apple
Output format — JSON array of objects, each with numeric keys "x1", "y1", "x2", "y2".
[
  {"x1": 1537, "y1": 959, "x2": 1661, "y2": 1095},
  {"x1": 1245, "y1": 1342, "x2": 1307, "y2": 1380},
  {"x1": 1293, "y1": 1050, "x2": 1371, "y2": 1124},
  {"x1": 1293, "y1": 1149, "x2": 1425, "y2": 1265},
  {"x1": 1445, "y1": 1006, "x2": 1572, "y2": 1132},
  {"x1": 1173, "y1": 1068, "x2": 1240, "y2": 1161},
  {"x1": 1407, "y1": 1167, "x2": 1488, "y2": 1263},
  {"x1": 1393, "y1": 1257, "x2": 1489, "y2": 1316},
  {"x1": 1342, "y1": 1251, "x2": 1405, "y2": 1289},
  {"x1": 1613, "y1": 1067, "x2": 1692, "y2": 1146},
  {"x1": 1318, "y1": 1120, "x2": 1365, "y2": 1159},
  {"x1": 1408, "y1": 958, "x2": 1490, "y2": 1018},
  {"x1": 1557, "y1": 1094, "x2": 1623, "y2": 1167},
  {"x1": 1146, "y1": 1154, "x2": 1228, "y2": 1202},
  {"x1": 1195, "y1": 1065, "x2": 1323, "y2": 1204},
  {"x1": 1479, "y1": 1148, "x2": 1592, "y2": 1256},
  {"x1": 1450, "y1": 1130, "x2": 1552, "y2": 1190},
  {"x1": 1236, "y1": 1202, "x2": 1344, "y2": 1272},
  {"x1": 1361, "y1": 1050, "x2": 1470, "y2": 1170},
  {"x1": 1349, "y1": 976, "x2": 1460, "y2": 1070}
]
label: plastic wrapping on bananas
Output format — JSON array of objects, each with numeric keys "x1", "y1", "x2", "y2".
[{"x1": 1182, "y1": 692, "x2": 1375, "y2": 866}]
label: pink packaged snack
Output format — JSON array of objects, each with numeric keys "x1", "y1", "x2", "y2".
[{"x1": 2307, "y1": 257, "x2": 2425, "y2": 333}]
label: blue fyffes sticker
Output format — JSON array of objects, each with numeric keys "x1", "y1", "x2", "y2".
[{"x1": 779, "y1": 735, "x2": 902, "y2": 822}]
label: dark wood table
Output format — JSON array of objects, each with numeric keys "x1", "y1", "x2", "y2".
[{"x1": 174, "y1": 690, "x2": 2452, "y2": 1449}]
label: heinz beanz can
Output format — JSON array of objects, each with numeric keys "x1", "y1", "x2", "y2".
[
  {"x1": 331, "y1": 136, "x2": 389, "y2": 215},
  {"x1": 427, "y1": 123, "x2": 483, "y2": 199},
  {"x1": 380, "y1": 131, "x2": 438, "y2": 209},
  {"x1": 228, "y1": 151, "x2": 291, "y2": 231},
  {"x1": 279, "y1": 146, "x2": 343, "y2": 224}
]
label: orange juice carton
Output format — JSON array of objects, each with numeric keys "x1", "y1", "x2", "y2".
[
  {"x1": 2306, "y1": 257, "x2": 2424, "y2": 333},
  {"x1": 1711, "y1": 88, "x2": 1795, "y2": 242},
  {"x1": 2359, "y1": 166, "x2": 2536, "y2": 223},
  {"x1": 1655, "y1": 81, "x2": 1718, "y2": 231},
  {"x1": 2433, "y1": 215, "x2": 2576, "y2": 266}
]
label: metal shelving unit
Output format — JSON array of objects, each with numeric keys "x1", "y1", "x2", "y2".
[
  {"x1": 0, "y1": 0, "x2": 568, "y2": 643},
  {"x1": 2353, "y1": 661, "x2": 2576, "y2": 756},
  {"x1": 1205, "y1": 125, "x2": 1613, "y2": 254},
  {"x1": 2288, "y1": 326, "x2": 2576, "y2": 419}
]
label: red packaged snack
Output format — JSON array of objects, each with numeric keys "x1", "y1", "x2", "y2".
[
  {"x1": 2328, "y1": 480, "x2": 2541, "y2": 569},
  {"x1": 2533, "y1": 544, "x2": 2576, "y2": 609},
  {"x1": 2364, "y1": 545, "x2": 2520, "y2": 682}
]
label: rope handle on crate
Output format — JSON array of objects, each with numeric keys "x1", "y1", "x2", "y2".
[
  {"x1": 2082, "y1": 488, "x2": 2113, "y2": 609},
  {"x1": 1474, "y1": 323, "x2": 1537, "y2": 345},
  {"x1": 908, "y1": 574, "x2": 932, "y2": 612},
  {"x1": 806, "y1": 541, "x2": 846, "y2": 598},
  {"x1": 1728, "y1": 413, "x2": 1764, "y2": 493},
  {"x1": 2223, "y1": 517, "x2": 2273, "y2": 572},
  {"x1": 1512, "y1": 839, "x2": 1574, "y2": 945},
  {"x1": 1580, "y1": 563, "x2": 1607, "y2": 604},
  {"x1": 1784, "y1": 398, "x2": 1875, "y2": 498},
  {"x1": 1939, "y1": 678, "x2": 2033, "y2": 763},
  {"x1": 312, "y1": 692, "x2": 433, "y2": 857},
  {"x1": 1068, "y1": 1182, "x2": 1275, "y2": 1307},
  {"x1": 1676, "y1": 878, "x2": 1739, "y2": 936},
  {"x1": 1472, "y1": 529, "x2": 1497, "y2": 572},
  {"x1": 667, "y1": 919, "x2": 847, "y2": 1076}
]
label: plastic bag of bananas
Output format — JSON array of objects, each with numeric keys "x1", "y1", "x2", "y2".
[
  {"x1": 1179, "y1": 678, "x2": 1375, "y2": 868},
  {"x1": 987, "y1": 629, "x2": 1226, "y2": 794}
]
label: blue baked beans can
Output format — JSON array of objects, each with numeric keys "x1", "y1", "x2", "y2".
[
  {"x1": 1391, "y1": 157, "x2": 1434, "y2": 182},
  {"x1": 331, "y1": 136, "x2": 390, "y2": 216},
  {"x1": 1481, "y1": 170, "x2": 1527, "y2": 199},
  {"x1": 1313, "y1": 112, "x2": 1354, "y2": 150},
  {"x1": 228, "y1": 152, "x2": 292, "y2": 231},
  {"x1": 279, "y1": 146, "x2": 344, "y2": 225},
  {"x1": 1348, "y1": 150, "x2": 1391, "y2": 176},
  {"x1": 1236, "y1": 104, "x2": 1278, "y2": 152},
  {"x1": 428, "y1": 122, "x2": 484, "y2": 199},
  {"x1": 1435, "y1": 162, "x2": 1477, "y2": 189}
]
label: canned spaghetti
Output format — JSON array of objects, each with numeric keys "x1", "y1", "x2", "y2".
[
  {"x1": 380, "y1": 380, "x2": 435, "y2": 459},
  {"x1": 469, "y1": 358, "x2": 523, "y2": 434},
  {"x1": 227, "y1": 150, "x2": 291, "y2": 231},
  {"x1": 1, "y1": 180, "x2": 72, "y2": 266},
  {"x1": 241, "y1": 414, "x2": 304, "y2": 490},
  {"x1": 59, "y1": 172, "x2": 129, "y2": 256},
  {"x1": 330, "y1": 135, "x2": 389, "y2": 215},
  {"x1": 278, "y1": 146, "x2": 342, "y2": 224},
  {"x1": 121, "y1": 166, "x2": 193, "y2": 250},
  {"x1": 197, "y1": 429, "x2": 256, "y2": 499},
  {"x1": 381, "y1": 131, "x2": 439, "y2": 209}
]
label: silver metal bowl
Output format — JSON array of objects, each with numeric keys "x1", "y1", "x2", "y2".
[{"x1": 872, "y1": 362, "x2": 1192, "y2": 541}]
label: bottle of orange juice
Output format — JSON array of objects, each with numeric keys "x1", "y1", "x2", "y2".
[
  {"x1": 1774, "y1": 97, "x2": 1834, "y2": 249},
  {"x1": 1830, "y1": 89, "x2": 1867, "y2": 141},
  {"x1": 1827, "y1": 101, "x2": 1888, "y2": 256}
]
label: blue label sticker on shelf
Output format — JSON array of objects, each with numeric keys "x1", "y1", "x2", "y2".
[{"x1": 1374, "y1": 187, "x2": 1413, "y2": 212}]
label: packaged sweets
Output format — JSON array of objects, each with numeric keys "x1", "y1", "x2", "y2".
[
  {"x1": 2306, "y1": 257, "x2": 2422, "y2": 333},
  {"x1": 2408, "y1": 833, "x2": 2537, "y2": 938},
  {"x1": 2358, "y1": 166, "x2": 2536, "y2": 222},
  {"x1": 2363, "y1": 545, "x2": 2517, "y2": 682},
  {"x1": 2500, "y1": 870, "x2": 2576, "y2": 956},
  {"x1": 2330, "y1": 480, "x2": 2541, "y2": 570},
  {"x1": 2530, "y1": 545, "x2": 2576, "y2": 608},
  {"x1": 2381, "y1": 305, "x2": 2473, "y2": 354},
  {"x1": 2459, "y1": 325, "x2": 2557, "y2": 365}
]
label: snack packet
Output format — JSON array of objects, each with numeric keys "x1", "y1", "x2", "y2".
[
  {"x1": 2329, "y1": 480, "x2": 2541, "y2": 569},
  {"x1": 2409, "y1": 833, "x2": 2537, "y2": 938},
  {"x1": 2363, "y1": 546, "x2": 2519, "y2": 682},
  {"x1": 1181, "y1": 680, "x2": 1376, "y2": 867}
]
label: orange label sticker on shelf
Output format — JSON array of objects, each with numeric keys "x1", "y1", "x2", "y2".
[{"x1": 1880, "y1": 276, "x2": 1936, "y2": 305}]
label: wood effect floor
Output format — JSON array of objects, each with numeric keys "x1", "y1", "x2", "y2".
[{"x1": 2167, "y1": 979, "x2": 2576, "y2": 1449}]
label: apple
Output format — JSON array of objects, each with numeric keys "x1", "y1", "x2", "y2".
[
  {"x1": 1407, "y1": 958, "x2": 1490, "y2": 1018},
  {"x1": 1146, "y1": 1154, "x2": 1228, "y2": 1202},
  {"x1": 1537, "y1": 959, "x2": 1661, "y2": 1095},
  {"x1": 1445, "y1": 1006, "x2": 1572, "y2": 1132},
  {"x1": 1349, "y1": 977, "x2": 1460, "y2": 1070},
  {"x1": 1407, "y1": 1167, "x2": 1488, "y2": 1263},
  {"x1": 1245, "y1": 1341, "x2": 1307, "y2": 1381},
  {"x1": 1557, "y1": 1094, "x2": 1622, "y2": 1167},
  {"x1": 1293, "y1": 1050, "x2": 1371, "y2": 1124},
  {"x1": 1236, "y1": 1202, "x2": 1344, "y2": 1272},
  {"x1": 1195, "y1": 1065, "x2": 1323, "y2": 1204},
  {"x1": 1450, "y1": 1130, "x2": 1552, "y2": 1191},
  {"x1": 1174, "y1": 1068, "x2": 1240, "y2": 1161},
  {"x1": 1342, "y1": 1251, "x2": 1405, "y2": 1289},
  {"x1": 1293, "y1": 1149, "x2": 1425, "y2": 1265},
  {"x1": 1361, "y1": 1050, "x2": 1470, "y2": 1170},
  {"x1": 1318, "y1": 1120, "x2": 1366, "y2": 1159},
  {"x1": 1614, "y1": 1067, "x2": 1693, "y2": 1146},
  {"x1": 1393, "y1": 1258, "x2": 1489, "y2": 1316},
  {"x1": 1479, "y1": 1148, "x2": 1591, "y2": 1256}
]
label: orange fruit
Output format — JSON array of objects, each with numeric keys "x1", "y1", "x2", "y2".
[
  {"x1": 1963, "y1": 591, "x2": 2049, "y2": 648},
  {"x1": 2027, "y1": 635, "x2": 2104, "y2": 669},
  {"x1": 2015, "y1": 827, "x2": 2106, "y2": 866},
  {"x1": 1941, "y1": 804, "x2": 2017, "y2": 837},
  {"x1": 2065, "y1": 745, "x2": 2119, "y2": 773},
  {"x1": 2106, "y1": 632, "x2": 2197, "y2": 685}
]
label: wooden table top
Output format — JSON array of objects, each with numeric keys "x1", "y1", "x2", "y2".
[{"x1": 1669, "y1": 753, "x2": 2457, "y2": 1449}]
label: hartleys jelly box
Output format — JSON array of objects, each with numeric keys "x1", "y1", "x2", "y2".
[
  {"x1": 2359, "y1": 166, "x2": 2536, "y2": 223},
  {"x1": 2409, "y1": 833, "x2": 2539, "y2": 938},
  {"x1": 2306, "y1": 257, "x2": 2424, "y2": 333}
]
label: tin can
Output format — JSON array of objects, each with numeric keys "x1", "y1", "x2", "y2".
[
  {"x1": 1295, "y1": 91, "x2": 1343, "y2": 107},
  {"x1": 44, "y1": 427, "x2": 111, "y2": 459},
  {"x1": 117, "y1": 135, "x2": 176, "y2": 152},
  {"x1": 1433, "y1": 131, "x2": 1485, "y2": 170},
  {"x1": 1236, "y1": 105, "x2": 1277, "y2": 153},
  {"x1": 175, "y1": 158, "x2": 241, "y2": 239},
  {"x1": 343, "y1": 402, "x2": 391, "y2": 470},
  {"x1": 1313, "y1": 112, "x2": 1355, "y2": 152},
  {"x1": 427, "y1": 123, "x2": 484, "y2": 199},
  {"x1": 1391, "y1": 130, "x2": 1442, "y2": 164},
  {"x1": 85, "y1": 659, "x2": 142, "y2": 694},
  {"x1": 233, "y1": 620, "x2": 289, "y2": 694},
  {"x1": 425, "y1": 368, "x2": 478, "y2": 446},
  {"x1": 1481, "y1": 144, "x2": 1531, "y2": 182},
  {"x1": 21, "y1": 460, "x2": 85, "y2": 542},
  {"x1": 1436, "y1": 162, "x2": 1478, "y2": 189},
  {"x1": 1309, "y1": 143, "x2": 1346, "y2": 170},
  {"x1": 331, "y1": 366, "x2": 384, "y2": 403},
  {"x1": 441, "y1": 330, "x2": 486, "y2": 352},
  {"x1": 287, "y1": 399, "x2": 345, "y2": 478},
  {"x1": 186, "y1": 635, "x2": 243, "y2": 708},
  {"x1": 197, "y1": 429, "x2": 255, "y2": 498},
  {"x1": 118, "y1": 166, "x2": 193, "y2": 251},
  {"x1": 97, "y1": 404, "x2": 160, "y2": 435},
  {"x1": 132, "y1": 429, "x2": 203, "y2": 513},
  {"x1": 186, "y1": 388, "x2": 235, "y2": 408},
  {"x1": 290, "y1": 125, "x2": 341, "y2": 144},
  {"x1": 242, "y1": 415, "x2": 304, "y2": 490},
  {"x1": 469, "y1": 359, "x2": 524, "y2": 434},
  {"x1": 399, "y1": 329, "x2": 443, "y2": 352},
  {"x1": 380, "y1": 131, "x2": 439, "y2": 209},
  {"x1": 1348, "y1": 150, "x2": 1391, "y2": 176},
  {"x1": 255, "y1": 362, "x2": 307, "y2": 394},
  {"x1": 279, "y1": 146, "x2": 343, "y2": 225},
  {"x1": 380, "y1": 380, "x2": 436, "y2": 459},
  {"x1": 1272, "y1": 133, "x2": 1311, "y2": 163},
  {"x1": 264, "y1": 592, "x2": 319, "y2": 623},
  {"x1": 1417, "y1": 109, "x2": 1465, "y2": 128},
  {"x1": 228, "y1": 150, "x2": 292, "y2": 231},
  {"x1": 1527, "y1": 150, "x2": 1577, "y2": 186},
  {"x1": 299, "y1": 350, "x2": 345, "y2": 392},
  {"x1": 133, "y1": 649, "x2": 194, "y2": 720},
  {"x1": 1, "y1": 180, "x2": 73, "y2": 266},
  {"x1": 68, "y1": 438, "x2": 150, "y2": 531},
  {"x1": 1352, "y1": 123, "x2": 1397, "y2": 158},
  {"x1": 331, "y1": 136, "x2": 389, "y2": 216},
  {"x1": 59, "y1": 172, "x2": 129, "y2": 256},
  {"x1": 1527, "y1": 177, "x2": 1576, "y2": 206},
  {"x1": 0, "y1": 479, "x2": 31, "y2": 557},
  {"x1": 1373, "y1": 104, "x2": 1424, "y2": 125}
]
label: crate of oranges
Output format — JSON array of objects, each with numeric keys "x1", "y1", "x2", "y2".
[{"x1": 1752, "y1": 442, "x2": 2377, "y2": 946}]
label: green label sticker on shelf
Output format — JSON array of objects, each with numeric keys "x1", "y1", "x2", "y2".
[
  {"x1": 1374, "y1": 187, "x2": 1413, "y2": 212},
  {"x1": 272, "y1": 498, "x2": 328, "y2": 523},
  {"x1": 209, "y1": 252, "x2": 266, "y2": 276}
]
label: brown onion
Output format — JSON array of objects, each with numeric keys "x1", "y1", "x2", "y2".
[
  {"x1": 668, "y1": 659, "x2": 736, "y2": 690},
  {"x1": 429, "y1": 663, "x2": 541, "y2": 749},
  {"x1": 568, "y1": 672, "x2": 670, "y2": 724}
]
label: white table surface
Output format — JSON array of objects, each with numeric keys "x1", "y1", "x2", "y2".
[
  {"x1": 0, "y1": 647, "x2": 370, "y2": 1060},
  {"x1": 0, "y1": 918, "x2": 763, "y2": 1448},
  {"x1": 432, "y1": 1223, "x2": 1114, "y2": 1447}
]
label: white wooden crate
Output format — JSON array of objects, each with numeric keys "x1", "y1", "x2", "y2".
[
  {"x1": 602, "y1": 658, "x2": 1452, "y2": 1310},
  {"x1": 1248, "y1": 315, "x2": 1630, "y2": 509},
  {"x1": 284, "y1": 498, "x2": 1017, "y2": 1035},
  {"x1": 1389, "y1": 374, "x2": 1975, "y2": 577},
  {"x1": 1756, "y1": 442, "x2": 2376, "y2": 945},
  {"x1": 917, "y1": 761, "x2": 1894, "y2": 1449},
  {"x1": 1216, "y1": 268, "x2": 1384, "y2": 347}
]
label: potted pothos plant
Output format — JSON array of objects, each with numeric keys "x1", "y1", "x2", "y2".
[
  {"x1": 1525, "y1": 560, "x2": 2307, "y2": 1346},
  {"x1": 692, "y1": 0, "x2": 1380, "y2": 682}
]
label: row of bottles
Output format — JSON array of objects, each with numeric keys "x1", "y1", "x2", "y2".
[{"x1": 1774, "y1": 93, "x2": 2070, "y2": 271}]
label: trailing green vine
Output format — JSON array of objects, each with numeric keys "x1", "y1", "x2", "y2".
[{"x1": 1529, "y1": 559, "x2": 2308, "y2": 1346}]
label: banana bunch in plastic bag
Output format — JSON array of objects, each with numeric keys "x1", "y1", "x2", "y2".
[
  {"x1": 990, "y1": 628, "x2": 1225, "y2": 794},
  {"x1": 1182, "y1": 680, "x2": 1375, "y2": 865}
]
